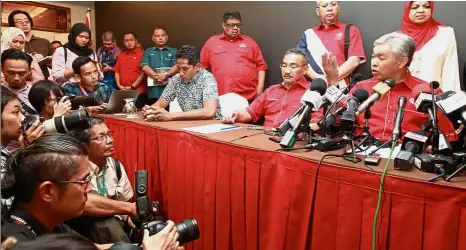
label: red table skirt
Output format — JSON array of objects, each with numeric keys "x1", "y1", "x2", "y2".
[{"x1": 105, "y1": 117, "x2": 466, "y2": 250}]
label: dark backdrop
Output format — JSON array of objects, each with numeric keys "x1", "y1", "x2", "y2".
[{"x1": 95, "y1": 1, "x2": 466, "y2": 89}]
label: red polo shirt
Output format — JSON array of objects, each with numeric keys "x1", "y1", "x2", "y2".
[
  {"x1": 246, "y1": 78, "x2": 324, "y2": 128},
  {"x1": 200, "y1": 33, "x2": 268, "y2": 102},
  {"x1": 114, "y1": 49, "x2": 146, "y2": 93},
  {"x1": 313, "y1": 20, "x2": 366, "y2": 67},
  {"x1": 349, "y1": 72, "x2": 457, "y2": 141}
]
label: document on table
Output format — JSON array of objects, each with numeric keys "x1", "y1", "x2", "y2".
[
  {"x1": 181, "y1": 124, "x2": 242, "y2": 134},
  {"x1": 348, "y1": 144, "x2": 402, "y2": 159}
]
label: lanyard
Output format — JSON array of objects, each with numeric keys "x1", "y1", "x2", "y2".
[
  {"x1": 96, "y1": 165, "x2": 107, "y2": 196},
  {"x1": 78, "y1": 83, "x2": 89, "y2": 96},
  {"x1": 9, "y1": 215, "x2": 37, "y2": 236}
]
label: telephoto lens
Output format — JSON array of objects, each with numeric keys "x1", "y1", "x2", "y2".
[
  {"x1": 42, "y1": 109, "x2": 90, "y2": 134},
  {"x1": 61, "y1": 94, "x2": 101, "y2": 110},
  {"x1": 143, "y1": 218, "x2": 200, "y2": 245}
]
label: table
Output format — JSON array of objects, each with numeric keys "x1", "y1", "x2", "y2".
[{"x1": 103, "y1": 114, "x2": 466, "y2": 250}]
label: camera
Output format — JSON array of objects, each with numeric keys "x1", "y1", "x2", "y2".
[
  {"x1": 135, "y1": 170, "x2": 200, "y2": 245},
  {"x1": 22, "y1": 110, "x2": 90, "y2": 134},
  {"x1": 60, "y1": 94, "x2": 103, "y2": 110}
]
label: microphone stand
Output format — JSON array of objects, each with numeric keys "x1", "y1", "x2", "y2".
[
  {"x1": 430, "y1": 82, "x2": 441, "y2": 153},
  {"x1": 354, "y1": 103, "x2": 377, "y2": 150},
  {"x1": 319, "y1": 106, "x2": 328, "y2": 138},
  {"x1": 342, "y1": 132, "x2": 361, "y2": 163}
]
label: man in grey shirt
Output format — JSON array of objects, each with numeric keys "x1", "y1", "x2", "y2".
[{"x1": 142, "y1": 45, "x2": 222, "y2": 121}]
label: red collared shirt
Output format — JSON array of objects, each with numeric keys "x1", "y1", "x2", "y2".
[
  {"x1": 114, "y1": 49, "x2": 145, "y2": 93},
  {"x1": 349, "y1": 73, "x2": 457, "y2": 141},
  {"x1": 313, "y1": 20, "x2": 366, "y2": 67},
  {"x1": 246, "y1": 78, "x2": 324, "y2": 128},
  {"x1": 200, "y1": 33, "x2": 268, "y2": 102}
]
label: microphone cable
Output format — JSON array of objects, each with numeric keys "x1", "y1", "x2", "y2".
[
  {"x1": 304, "y1": 153, "x2": 343, "y2": 250},
  {"x1": 372, "y1": 140, "x2": 396, "y2": 250}
]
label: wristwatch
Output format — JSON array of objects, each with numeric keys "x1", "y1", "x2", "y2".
[
  {"x1": 130, "y1": 85, "x2": 136, "y2": 90},
  {"x1": 164, "y1": 72, "x2": 170, "y2": 78}
]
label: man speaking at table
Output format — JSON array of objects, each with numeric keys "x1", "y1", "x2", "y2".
[
  {"x1": 323, "y1": 32, "x2": 456, "y2": 141},
  {"x1": 142, "y1": 45, "x2": 222, "y2": 121},
  {"x1": 223, "y1": 48, "x2": 323, "y2": 127}
]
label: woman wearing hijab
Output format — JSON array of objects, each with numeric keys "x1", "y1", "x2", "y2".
[
  {"x1": 1, "y1": 27, "x2": 45, "y2": 83},
  {"x1": 51, "y1": 23, "x2": 101, "y2": 85},
  {"x1": 398, "y1": 1, "x2": 460, "y2": 91}
]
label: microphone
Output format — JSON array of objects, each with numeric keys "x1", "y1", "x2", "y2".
[
  {"x1": 394, "y1": 130, "x2": 429, "y2": 171},
  {"x1": 348, "y1": 73, "x2": 363, "y2": 92},
  {"x1": 317, "y1": 89, "x2": 369, "y2": 129},
  {"x1": 339, "y1": 90, "x2": 370, "y2": 133},
  {"x1": 435, "y1": 91, "x2": 466, "y2": 126},
  {"x1": 391, "y1": 96, "x2": 407, "y2": 141},
  {"x1": 355, "y1": 79, "x2": 396, "y2": 115},
  {"x1": 280, "y1": 79, "x2": 327, "y2": 148}
]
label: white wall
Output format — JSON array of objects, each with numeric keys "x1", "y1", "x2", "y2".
[{"x1": 2, "y1": 1, "x2": 96, "y2": 50}]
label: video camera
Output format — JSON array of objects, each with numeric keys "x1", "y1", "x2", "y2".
[{"x1": 135, "y1": 170, "x2": 200, "y2": 246}]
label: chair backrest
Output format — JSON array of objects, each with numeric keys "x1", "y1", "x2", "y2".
[
  {"x1": 218, "y1": 93, "x2": 249, "y2": 118},
  {"x1": 169, "y1": 98, "x2": 183, "y2": 112}
]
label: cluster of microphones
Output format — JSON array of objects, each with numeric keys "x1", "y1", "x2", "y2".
[{"x1": 272, "y1": 75, "x2": 466, "y2": 182}]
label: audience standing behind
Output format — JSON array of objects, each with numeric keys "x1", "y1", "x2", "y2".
[
  {"x1": 1, "y1": 27, "x2": 45, "y2": 83},
  {"x1": 297, "y1": 1, "x2": 366, "y2": 87},
  {"x1": 200, "y1": 11, "x2": 268, "y2": 102},
  {"x1": 114, "y1": 32, "x2": 146, "y2": 93},
  {"x1": 398, "y1": 1, "x2": 460, "y2": 91},
  {"x1": 97, "y1": 31, "x2": 122, "y2": 90},
  {"x1": 141, "y1": 27, "x2": 178, "y2": 105},
  {"x1": 52, "y1": 23, "x2": 102, "y2": 86},
  {"x1": 8, "y1": 10, "x2": 52, "y2": 78}
]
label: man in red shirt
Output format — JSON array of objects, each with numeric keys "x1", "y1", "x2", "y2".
[
  {"x1": 114, "y1": 32, "x2": 145, "y2": 93},
  {"x1": 323, "y1": 32, "x2": 457, "y2": 141},
  {"x1": 297, "y1": 1, "x2": 365, "y2": 87},
  {"x1": 200, "y1": 11, "x2": 268, "y2": 102},
  {"x1": 223, "y1": 48, "x2": 323, "y2": 128}
]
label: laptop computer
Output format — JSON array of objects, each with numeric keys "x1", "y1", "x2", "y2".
[{"x1": 104, "y1": 90, "x2": 140, "y2": 114}]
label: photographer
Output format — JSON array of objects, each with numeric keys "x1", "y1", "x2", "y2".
[
  {"x1": 63, "y1": 56, "x2": 112, "y2": 113},
  {"x1": 1, "y1": 89, "x2": 44, "y2": 209},
  {"x1": 28, "y1": 80, "x2": 72, "y2": 121},
  {"x1": 68, "y1": 116, "x2": 137, "y2": 244},
  {"x1": 1, "y1": 134, "x2": 182, "y2": 250}
]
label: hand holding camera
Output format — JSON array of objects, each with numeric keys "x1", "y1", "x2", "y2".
[
  {"x1": 20, "y1": 119, "x2": 45, "y2": 147},
  {"x1": 142, "y1": 221, "x2": 184, "y2": 250},
  {"x1": 53, "y1": 97, "x2": 72, "y2": 117}
]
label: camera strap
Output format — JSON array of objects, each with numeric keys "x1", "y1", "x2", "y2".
[
  {"x1": 78, "y1": 84, "x2": 89, "y2": 96},
  {"x1": 9, "y1": 215, "x2": 37, "y2": 236}
]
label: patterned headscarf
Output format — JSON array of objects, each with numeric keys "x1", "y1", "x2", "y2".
[{"x1": 1, "y1": 27, "x2": 26, "y2": 54}]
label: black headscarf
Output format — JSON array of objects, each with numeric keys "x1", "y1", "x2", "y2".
[{"x1": 64, "y1": 23, "x2": 93, "y2": 56}]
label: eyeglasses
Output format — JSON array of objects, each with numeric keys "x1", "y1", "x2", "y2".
[
  {"x1": 37, "y1": 175, "x2": 92, "y2": 188},
  {"x1": 14, "y1": 20, "x2": 30, "y2": 25},
  {"x1": 89, "y1": 132, "x2": 112, "y2": 144},
  {"x1": 224, "y1": 23, "x2": 242, "y2": 28},
  {"x1": 279, "y1": 63, "x2": 306, "y2": 70}
]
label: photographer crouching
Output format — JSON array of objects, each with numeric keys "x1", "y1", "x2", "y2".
[{"x1": 1, "y1": 134, "x2": 184, "y2": 250}]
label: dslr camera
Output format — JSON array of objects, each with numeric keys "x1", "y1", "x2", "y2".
[
  {"x1": 60, "y1": 94, "x2": 103, "y2": 110},
  {"x1": 21, "y1": 109, "x2": 91, "y2": 134},
  {"x1": 135, "y1": 171, "x2": 200, "y2": 245}
]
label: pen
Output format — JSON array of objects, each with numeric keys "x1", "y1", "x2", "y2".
[{"x1": 221, "y1": 125, "x2": 241, "y2": 131}]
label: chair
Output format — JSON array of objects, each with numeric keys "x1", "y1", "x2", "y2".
[
  {"x1": 169, "y1": 98, "x2": 183, "y2": 112},
  {"x1": 218, "y1": 93, "x2": 249, "y2": 117}
]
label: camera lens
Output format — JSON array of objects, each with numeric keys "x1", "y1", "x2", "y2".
[
  {"x1": 175, "y1": 218, "x2": 200, "y2": 246},
  {"x1": 43, "y1": 109, "x2": 90, "y2": 134}
]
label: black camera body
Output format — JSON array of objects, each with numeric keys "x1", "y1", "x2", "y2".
[
  {"x1": 60, "y1": 94, "x2": 101, "y2": 110},
  {"x1": 135, "y1": 170, "x2": 200, "y2": 246}
]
